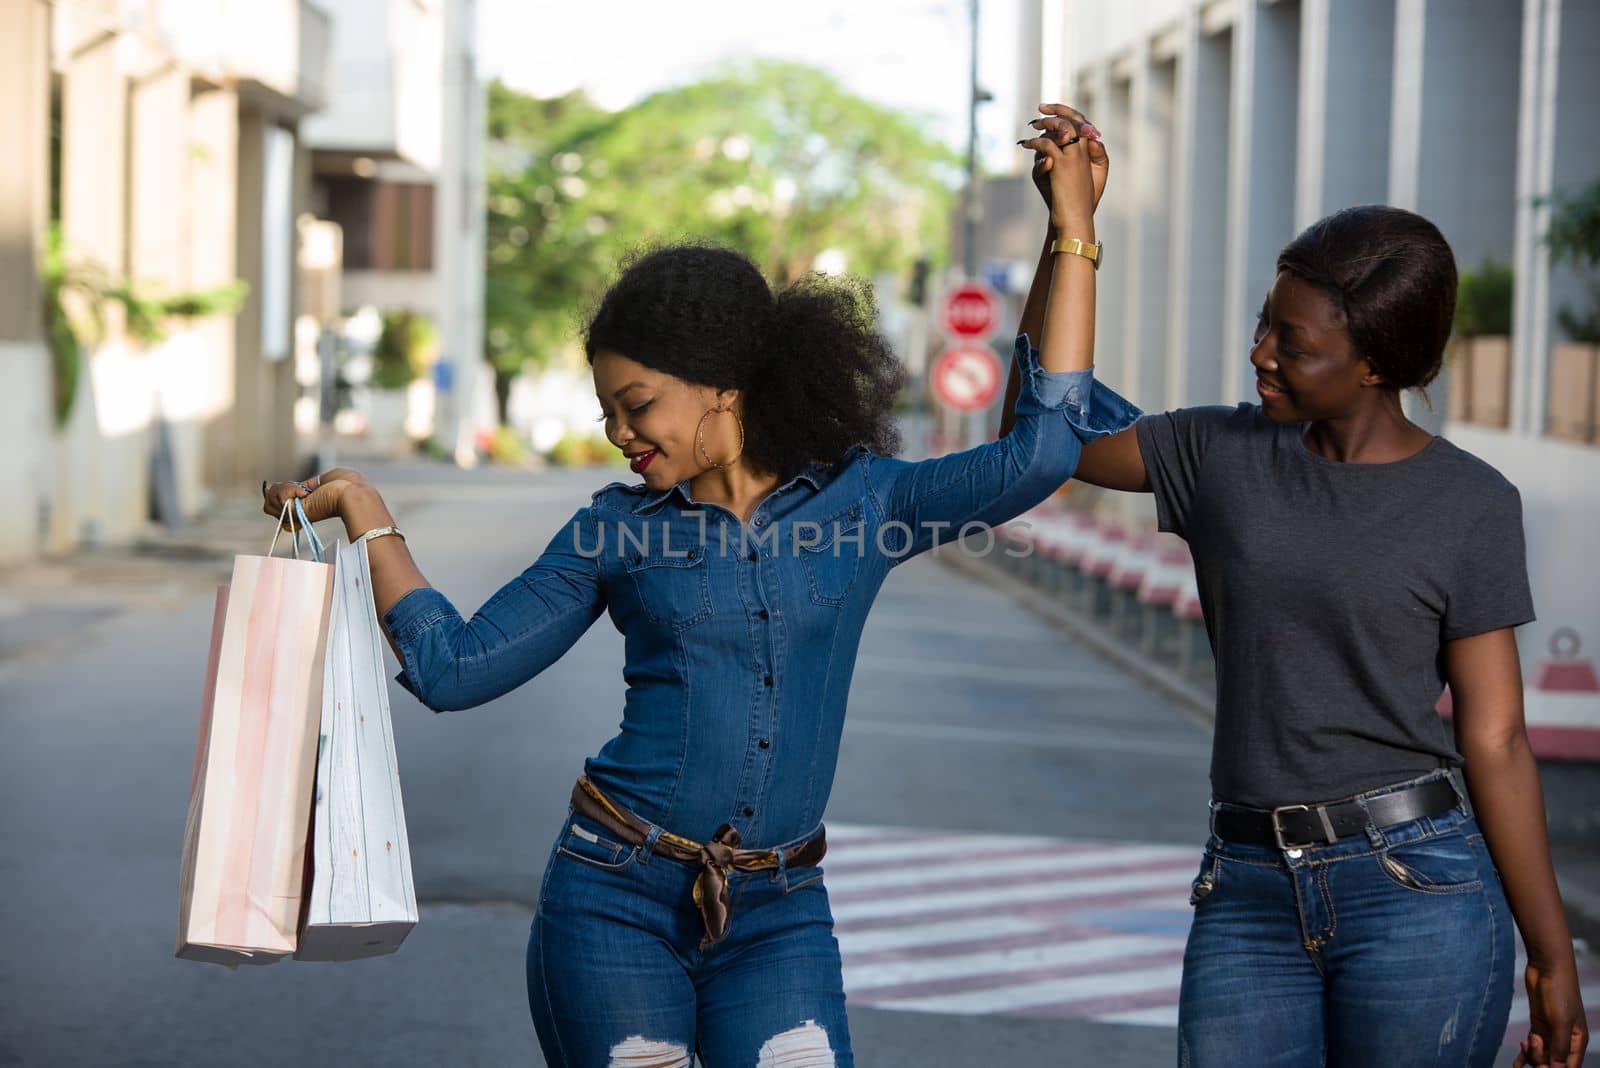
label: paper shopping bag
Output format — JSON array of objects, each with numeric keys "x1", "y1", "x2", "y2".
[
  {"x1": 177, "y1": 542, "x2": 334, "y2": 966},
  {"x1": 296, "y1": 538, "x2": 418, "y2": 960}
]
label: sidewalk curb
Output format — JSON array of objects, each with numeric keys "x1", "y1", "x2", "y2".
[{"x1": 935, "y1": 545, "x2": 1600, "y2": 953}]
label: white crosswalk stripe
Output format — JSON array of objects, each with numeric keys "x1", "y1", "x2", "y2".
[
  {"x1": 829, "y1": 866, "x2": 1195, "y2": 924},
  {"x1": 823, "y1": 843, "x2": 1194, "y2": 894},
  {"x1": 822, "y1": 822, "x2": 1600, "y2": 1043},
  {"x1": 844, "y1": 935, "x2": 1180, "y2": 992},
  {"x1": 831, "y1": 915, "x2": 1048, "y2": 954}
]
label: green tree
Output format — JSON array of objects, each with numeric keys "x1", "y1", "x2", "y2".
[{"x1": 483, "y1": 61, "x2": 961, "y2": 420}]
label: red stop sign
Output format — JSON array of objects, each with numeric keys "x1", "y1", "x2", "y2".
[
  {"x1": 931, "y1": 344, "x2": 1002, "y2": 412},
  {"x1": 940, "y1": 281, "x2": 1002, "y2": 340}
]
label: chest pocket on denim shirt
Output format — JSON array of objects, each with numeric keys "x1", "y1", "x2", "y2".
[
  {"x1": 624, "y1": 547, "x2": 713, "y2": 631},
  {"x1": 798, "y1": 505, "x2": 864, "y2": 607}
]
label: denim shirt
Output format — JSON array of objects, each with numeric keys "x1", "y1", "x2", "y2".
[{"x1": 382, "y1": 336, "x2": 1142, "y2": 846}]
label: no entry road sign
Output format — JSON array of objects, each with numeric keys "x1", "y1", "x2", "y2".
[{"x1": 931, "y1": 344, "x2": 1002, "y2": 412}]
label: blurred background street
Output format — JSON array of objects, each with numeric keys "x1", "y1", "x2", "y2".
[{"x1": 4, "y1": 0, "x2": 1600, "y2": 1063}]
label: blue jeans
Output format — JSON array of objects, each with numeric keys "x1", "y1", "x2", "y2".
[
  {"x1": 1178, "y1": 773, "x2": 1514, "y2": 1067},
  {"x1": 526, "y1": 806, "x2": 851, "y2": 1067}
]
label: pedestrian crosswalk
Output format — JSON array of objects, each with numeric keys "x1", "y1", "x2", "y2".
[
  {"x1": 823, "y1": 823, "x2": 1600, "y2": 1042},
  {"x1": 824, "y1": 824, "x2": 1195, "y2": 1024}
]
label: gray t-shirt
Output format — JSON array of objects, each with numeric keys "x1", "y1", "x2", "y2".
[{"x1": 1136, "y1": 404, "x2": 1536, "y2": 809}]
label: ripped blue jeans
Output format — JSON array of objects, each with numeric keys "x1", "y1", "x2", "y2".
[
  {"x1": 1178, "y1": 773, "x2": 1514, "y2": 1067},
  {"x1": 527, "y1": 806, "x2": 850, "y2": 1067}
]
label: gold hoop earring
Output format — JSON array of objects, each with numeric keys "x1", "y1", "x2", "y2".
[{"x1": 696, "y1": 405, "x2": 745, "y2": 469}]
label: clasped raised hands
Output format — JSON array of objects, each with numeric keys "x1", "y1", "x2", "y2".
[{"x1": 1018, "y1": 103, "x2": 1109, "y2": 231}]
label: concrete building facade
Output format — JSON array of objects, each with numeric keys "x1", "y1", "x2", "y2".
[
  {"x1": 1038, "y1": 0, "x2": 1600, "y2": 687},
  {"x1": 0, "y1": 0, "x2": 332, "y2": 562}
]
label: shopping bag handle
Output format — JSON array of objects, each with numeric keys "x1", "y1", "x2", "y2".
[{"x1": 267, "y1": 496, "x2": 326, "y2": 562}]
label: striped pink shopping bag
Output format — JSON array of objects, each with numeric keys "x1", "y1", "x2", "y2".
[{"x1": 177, "y1": 504, "x2": 333, "y2": 966}]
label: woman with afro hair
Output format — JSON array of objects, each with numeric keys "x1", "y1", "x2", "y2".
[{"x1": 263, "y1": 120, "x2": 1134, "y2": 1065}]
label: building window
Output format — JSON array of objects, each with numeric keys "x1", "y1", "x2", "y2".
[{"x1": 322, "y1": 177, "x2": 434, "y2": 271}]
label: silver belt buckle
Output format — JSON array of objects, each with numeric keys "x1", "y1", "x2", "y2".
[{"x1": 1270, "y1": 803, "x2": 1338, "y2": 851}]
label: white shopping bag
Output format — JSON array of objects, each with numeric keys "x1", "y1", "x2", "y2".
[{"x1": 296, "y1": 538, "x2": 418, "y2": 961}]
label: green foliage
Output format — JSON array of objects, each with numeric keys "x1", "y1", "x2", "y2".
[
  {"x1": 483, "y1": 61, "x2": 961, "y2": 381},
  {"x1": 1542, "y1": 178, "x2": 1600, "y2": 343},
  {"x1": 371, "y1": 310, "x2": 438, "y2": 390},
  {"x1": 547, "y1": 432, "x2": 626, "y2": 468},
  {"x1": 485, "y1": 424, "x2": 533, "y2": 466},
  {"x1": 1454, "y1": 259, "x2": 1514, "y2": 338},
  {"x1": 40, "y1": 224, "x2": 248, "y2": 426}
]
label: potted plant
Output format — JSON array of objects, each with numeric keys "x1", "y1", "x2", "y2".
[
  {"x1": 365, "y1": 310, "x2": 438, "y2": 452},
  {"x1": 1450, "y1": 259, "x2": 1513, "y2": 428},
  {"x1": 42, "y1": 223, "x2": 246, "y2": 428}
]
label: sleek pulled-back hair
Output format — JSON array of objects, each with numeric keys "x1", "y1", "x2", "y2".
[
  {"x1": 1276, "y1": 205, "x2": 1458, "y2": 391},
  {"x1": 584, "y1": 243, "x2": 905, "y2": 477}
]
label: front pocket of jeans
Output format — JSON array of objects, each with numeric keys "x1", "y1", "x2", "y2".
[
  {"x1": 625, "y1": 549, "x2": 712, "y2": 631},
  {"x1": 1377, "y1": 835, "x2": 1484, "y2": 896},
  {"x1": 555, "y1": 818, "x2": 639, "y2": 872},
  {"x1": 797, "y1": 508, "x2": 864, "y2": 607},
  {"x1": 781, "y1": 864, "x2": 825, "y2": 894}
]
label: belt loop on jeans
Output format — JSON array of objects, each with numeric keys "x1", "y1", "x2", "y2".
[{"x1": 639, "y1": 824, "x2": 663, "y2": 864}]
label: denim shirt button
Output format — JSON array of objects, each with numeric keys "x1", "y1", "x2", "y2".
[
  {"x1": 763, "y1": 674, "x2": 773, "y2": 687},
  {"x1": 747, "y1": 550, "x2": 758, "y2": 562},
  {"x1": 757, "y1": 609, "x2": 769, "y2": 620},
  {"x1": 742, "y1": 806, "x2": 755, "y2": 817},
  {"x1": 753, "y1": 515, "x2": 766, "y2": 527},
  {"x1": 758, "y1": 738, "x2": 771, "y2": 749}
]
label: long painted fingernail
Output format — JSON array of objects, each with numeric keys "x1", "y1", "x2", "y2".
[{"x1": 1083, "y1": 123, "x2": 1101, "y2": 137}]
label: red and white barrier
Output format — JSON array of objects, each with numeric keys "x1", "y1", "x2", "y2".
[
  {"x1": 1139, "y1": 542, "x2": 1192, "y2": 609},
  {"x1": 1437, "y1": 627, "x2": 1600, "y2": 762},
  {"x1": 1107, "y1": 534, "x2": 1160, "y2": 593},
  {"x1": 1081, "y1": 525, "x2": 1127, "y2": 581}
]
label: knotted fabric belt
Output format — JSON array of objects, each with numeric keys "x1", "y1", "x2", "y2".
[
  {"x1": 570, "y1": 776, "x2": 827, "y2": 946},
  {"x1": 1212, "y1": 777, "x2": 1460, "y2": 850}
]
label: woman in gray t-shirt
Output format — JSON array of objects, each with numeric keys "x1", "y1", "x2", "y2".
[{"x1": 1005, "y1": 154, "x2": 1585, "y2": 1067}]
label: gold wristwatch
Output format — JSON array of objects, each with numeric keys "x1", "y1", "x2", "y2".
[{"x1": 1050, "y1": 236, "x2": 1103, "y2": 270}]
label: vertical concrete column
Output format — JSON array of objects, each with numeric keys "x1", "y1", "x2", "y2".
[
  {"x1": 1512, "y1": 0, "x2": 1600, "y2": 437},
  {"x1": 1086, "y1": 63, "x2": 1132, "y2": 395},
  {"x1": 434, "y1": 0, "x2": 488, "y2": 465},
  {"x1": 1389, "y1": 0, "x2": 1520, "y2": 265},
  {"x1": 190, "y1": 87, "x2": 241, "y2": 498},
  {"x1": 54, "y1": 14, "x2": 140, "y2": 551},
  {"x1": 1296, "y1": 0, "x2": 1394, "y2": 227},
  {"x1": 233, "y1": 108, "x2": 268, "y2": 489},
  {"x1": 1167, "y1": 11, "x2": 1233, "y2": 407},
  {"x1": 1124, "y1": 49, "x2": 1177, "y2": 409},
  {"x1": 0, "y1": 0, "x2": 54, "y2": 562},
  {"x1": 1391, "y1": 0, "x2": 1520, "y2": 431},
  {"x1": 1223, "y1": 0, "x2": 1302, "y2": 403},
  {"x1": 129, "y1": 64, "x2": 200, "y2": 521}
]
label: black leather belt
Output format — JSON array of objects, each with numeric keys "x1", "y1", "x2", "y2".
[{"x1": 1212, "y1": 778, "x2": 1460, "y2": 850}]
